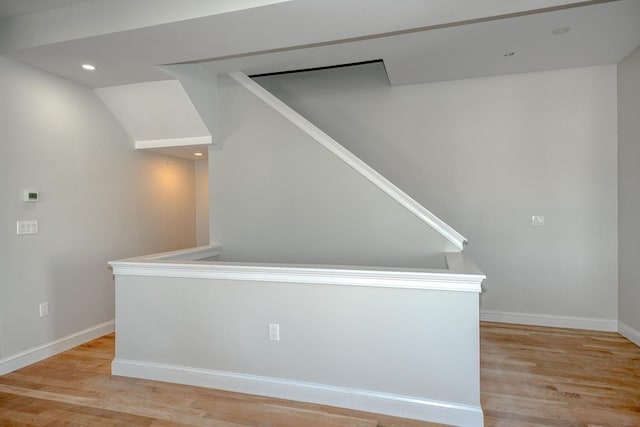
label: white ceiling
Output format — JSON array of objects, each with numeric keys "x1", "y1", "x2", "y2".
[
  {"x1": 201, "y1": 0, "x2": 640, "y2": 85},
  {"x1": 1, "y1": 0, "x2": 637, "y2": 89},
  {"x1": 0, "y1": 0, "x2": 91, "y2": 18},
  {"x1": 95, "y1": 80, "x2": 211, "y2": 142}
]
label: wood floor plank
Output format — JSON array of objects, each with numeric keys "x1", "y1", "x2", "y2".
[
  {"x1": 481, "y1": 322, "x2": 640, "y2": 427},
  {"x1": 0, "y1": 335, "x2": 387, "y2": 426},
  {"x1": 1, "y1": 324, "x2": 639, "y2": 426}
]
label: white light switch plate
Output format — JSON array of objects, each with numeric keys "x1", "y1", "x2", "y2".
[
  {"x1": 17, "y1": 220, "x2": 38, "y2": 235},
  {"x1": 531, "y1": 215, "x2": 545, "y2": 226}
]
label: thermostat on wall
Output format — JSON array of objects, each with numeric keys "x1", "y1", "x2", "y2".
[{"x1": 23, "y1": 190, "x2": 39, "y2": 202}]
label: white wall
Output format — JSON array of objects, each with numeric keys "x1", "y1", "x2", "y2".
[
  {"x1": 256, "y1": 63, "x2": 619, "y2": 326},
  {"x1": 618, "y1": 47, "x2": 640, "y2": 341},
  {"x1": 209, "y1": 74, "x2": 456, "y2": 269},
  {"x1": 0, "y1": 55, "x2": 196, "y2": 361},
  {"x1": 195, "y1": 158, "x2": 210, "y2": 246},
  {"x1": 113, "y1": 274, "x2": 482, "y2": 424}
]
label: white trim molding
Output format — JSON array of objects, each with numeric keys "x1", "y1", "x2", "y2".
[
  {"x1": 618, "y1": 321, "x2": 640, "y2": 347},
  {"x1": 0, "y1": 320, "x2": 114, "y2": 375},
  {"x1": 110, "y1": 250, "x2": 485, "y2": 293},
  {"x1": 132, "y1": 244, "x2": 221, "y2": 261},
  {"x1": 135, "y1": 135, "x2": 212, "y2": 150},
  {"x1": 480, "y1": 310, "x2": 617, "y2": 332},
  {"x1": 228, "y1": 71, "x2": 467, "y2": 251},
  {"x1": 112, "y1": 358, "x2": 484, "y2": 427}
]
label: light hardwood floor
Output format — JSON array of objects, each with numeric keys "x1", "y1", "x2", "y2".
[
  {"x1": 0, "y1": 323, "x2": 638, "y2": 426},
  {"x1": 481, "y1": 322, "x2": 640, "y2": 426}
]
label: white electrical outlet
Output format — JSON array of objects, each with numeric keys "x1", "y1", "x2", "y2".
[
  {"x1": 269, "y1": 323, "x2": 280, "y2": 341},
  {"x1": 39, "y1": 302, "x2": 49, "y2": 317}
]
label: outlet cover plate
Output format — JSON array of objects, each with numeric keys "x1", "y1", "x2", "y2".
[{"x1": 269, "y1": 323, "x2": 280, "y2": 341}]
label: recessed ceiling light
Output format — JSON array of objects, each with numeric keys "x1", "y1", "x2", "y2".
[
  {"x1": 503, "y1": 51, "x2": 515, "y2": 57},
  {"x1": 81, "y1": 64, "x2": 96, "y2": 71},
  {"x1": 552, "y1": 27, "x2": 571, "y2": 35},
  {"x1": 194, "y1": 152, "x2": 203, "y2": 156}
]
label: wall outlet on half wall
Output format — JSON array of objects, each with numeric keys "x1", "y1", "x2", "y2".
[{"x1": 39, "y1": 302, "x2": 49, "y2": 317}]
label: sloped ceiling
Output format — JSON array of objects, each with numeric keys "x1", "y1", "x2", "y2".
[
  {"x1": 95, "y1": 81, "x2": 210, "y2": 142},
  {"x1": 0, "y1": 0, "x2": 637, "y2": 88},
  {"x1": 94, "y1": 71, "x2": 218, "y2": 160}
]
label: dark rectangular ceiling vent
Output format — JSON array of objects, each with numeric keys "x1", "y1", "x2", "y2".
[{"x1": 249, "y1": 59, "x2": 384, "y2": 78}]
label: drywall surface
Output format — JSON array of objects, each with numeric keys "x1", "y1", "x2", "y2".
[
  {"x1": 256, "y1": 63, "x2": 618, "y2": 323},
  {"x1": 94, "y1": 80, "x2": 210, "y2": 141},
  {"x1": 114, "y1": 275, "x2": 481, "y2": 413},
  {"x1": 195, "y1": 158, "x2": 210, "y2": 246},
  {"x1": 161, "y1": 64, "x2": 219, "y2": 146},
  {"x1": 0, "y1": 0, "x2": 291, "y2": 51},
  {"x1": 618, "y1": 47, "x2": 640, "y2": 335},
  {"x1": 209, "y1": 74, "x2": 456, "y2": 268},
  {"x1": 0, "y1": 55, "x2": 196, "y2": 359}
]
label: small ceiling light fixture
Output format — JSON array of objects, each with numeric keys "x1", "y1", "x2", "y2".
[
  {"x1": 552, "y1": 27, "x2": 571, "y2": 35},
  {"x1": 503, "y1": 51, "x2": 515, "y2": 57},
  {"x1": 82, "y1": 64, "x2": 96, "y2": 71},
  {"x1": 194, "y1": 152, "x2": 203, "y2": 157}
]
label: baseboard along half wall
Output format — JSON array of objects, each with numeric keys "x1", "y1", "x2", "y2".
[
  {"x1": 618, "y1": 321, "x2": 640, "y2": 347},
  {"x1": 112, "y1": 358, "x2": 484, "y2": 427},
  {"x1": 480, "y1": 310, "x2": 618, "y2": 332},
  {"x1": 0, "y1": 320, "x2": 115, "y2": 375}
]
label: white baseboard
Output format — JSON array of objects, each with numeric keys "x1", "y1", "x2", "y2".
[
  {"x1": 480, "y1": 310, "x2": 617, "y2": 332},
  {"x1": 112, "y1": 358, "x2": 483, "y2": 427},
  {"x1": 618, "y1": 321, "x2": 640, "y2": 347},
  {"x1": 0, "y1": 320, "x2": 114, "y2": 375}
]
